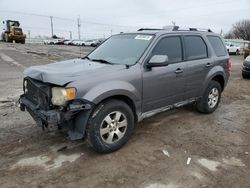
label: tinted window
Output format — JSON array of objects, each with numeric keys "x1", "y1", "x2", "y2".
[
  {"x1": 152, "y1": 37, "x2": 182, "y2": 63},
  {"x1": 207, "y1": 36, "x2": 227, "y2": 56},
  {"x1": 184, "y1": 36, "x2": 207, "y2": 60},
  {"x1": 88, "y1": 34, "x2": 153, "y2": 65}
]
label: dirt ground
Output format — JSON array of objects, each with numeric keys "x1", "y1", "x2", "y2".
[{"x1": 0, "y1": 42, "x2": 249, "y2": 188}]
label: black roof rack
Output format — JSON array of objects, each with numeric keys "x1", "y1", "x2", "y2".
[
  {"x1": 185, "y1": 27, "x2": 213, "y2": 32},
  {"x1": 137, "y1": 28, "x2": 163, "y2": 31},
  {"x1": 138, "y1": 26, "x2": 213, "y2": 33}
]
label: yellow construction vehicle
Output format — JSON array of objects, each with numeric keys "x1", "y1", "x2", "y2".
[
  {"x1": 1, "y1": 20, "x2": 26, "y2": 44},
  {"x1": 244, "y1": 44, "x2": 250, "y2": 59}
]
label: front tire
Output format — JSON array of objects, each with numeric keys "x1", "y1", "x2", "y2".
[
  {"x1": 86, "y1": 99, "x2": 134, "y2": 153},
  {"x1": 196, "y1": 81, "x2": 222, "y2": 114},
  {"x1": 5, "y1": 34, "x2": 10, "y2": 42}
]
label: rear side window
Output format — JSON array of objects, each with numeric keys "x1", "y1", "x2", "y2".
[
  {"x1": 152, "y1": 36, "x2": 182, "y2": 63},
  {"x1": 184, "y1": 36, "x2": 208, "y2": 60},
  {"x1": 207, "y1": 36, "x2": 227, "y2": 56}
]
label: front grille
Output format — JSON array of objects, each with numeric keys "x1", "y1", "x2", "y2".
[
  {"x1": 14, "y1": 28, "x2": 23, "y2": 35},
  {"x1": 24, "y1": 78, "x2": 52, "y2": 110}
]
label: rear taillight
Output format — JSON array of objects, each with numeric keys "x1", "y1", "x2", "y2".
[{"x1": 227, "y1": 58, "x2": 232, "y2": 71}]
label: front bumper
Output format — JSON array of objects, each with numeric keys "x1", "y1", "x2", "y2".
[
  {"x1": 20, "y1": 95, "x2": 92, "y2": 127},
  {"x1": 242, "y1": 66, "x2": 250, "y2": 75},
  {"x1": 10, "y1": 35, "x2": 26, "y2": 40}
]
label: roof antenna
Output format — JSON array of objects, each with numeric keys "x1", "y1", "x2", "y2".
[{"x1": 172, "y1": 26, "x2": 179, "y2": 31}]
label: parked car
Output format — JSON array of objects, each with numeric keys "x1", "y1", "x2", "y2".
[
  {"x1": 84, "y1": 39, "x2": 99, "y2": 47},
  {"x1": 64, "y1": 40, "x2": 73, "y2": 45},
  {"x1": 71, "y1": 40, "x2": 85, "y2": 46},
  {"x1": 242, "y1": 55, "x2": 250, "y2": 78},
  {"x1": 43, "y1": 39, "x2": 53, "y2": 45},
  {"x1": 57, "y1": 39, "x2": 69, "y2": 45},
  {"x1": 20, "y1": 28, "x2": 230, "y2": 153},
  {"x1": 225, "y1": 42, "x2": 240, "y2": 55},
  {"x1": 44, "y1": 39, "x2": 60, "y2": 45}
]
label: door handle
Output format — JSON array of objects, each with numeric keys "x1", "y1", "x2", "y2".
[
  {"x1": 175, "y1": 68, "x2": 183, "y2": 74},
  {"x1": 205, "y1": 62, "x2": 213, "y2": 68}
]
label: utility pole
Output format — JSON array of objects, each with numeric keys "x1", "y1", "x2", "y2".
[
  {"x1": 220, "y1": 29, "x2": 223, "y2": 36},
  {"x1": 28, "y1": 30, "x2": 30, "y2": 38},
  {"x1": 77, "y1": 17, "x2": 81, "y2": 40},
  {"x1": 69, "y1": 31, "x2": 72, "y2": 40},
  {"x1": 77, "y1": 16, "x2": 82, "y2": 57},
  {"x1": 50, "y1": 16, "x2": 54, "y2": 38}
]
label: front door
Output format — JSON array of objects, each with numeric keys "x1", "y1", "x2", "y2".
[{"x1": 142, "y1": 36, "x2": 187, "y2": 112}]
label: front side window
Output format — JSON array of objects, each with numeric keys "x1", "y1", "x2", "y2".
[
  {"x1": 184, "y1": 36, "x2": 208, "y2": 60},
  {"x1": 151, "y1": 36, "x2": 182, "y2": 63},
  {"x1": 88, "y1": 34, "x2": 153, "y2": 65}
]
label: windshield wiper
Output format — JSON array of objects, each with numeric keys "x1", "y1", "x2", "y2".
[
  {"x1": 81, "y1": 56, "x2": 90, "y2": 60},
  {"x1": 89, "y1": 58, "x2": 114, "y2": 65}
]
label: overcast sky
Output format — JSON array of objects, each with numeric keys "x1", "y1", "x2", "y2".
[{"x1": 0, "y1": 0, "x2": 249, "y2": 39}]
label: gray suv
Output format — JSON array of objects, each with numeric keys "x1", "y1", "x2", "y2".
[{"x1": 20, "y1": 28, "x2": 230, "y2": 153}]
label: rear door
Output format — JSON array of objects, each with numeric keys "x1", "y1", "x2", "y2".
[
  {"x1": 142, "y1": 35, "x2": 187, "y2": 112},
  {"x1": 183, "y1": 35, "x2": 212, "y2": 98}
]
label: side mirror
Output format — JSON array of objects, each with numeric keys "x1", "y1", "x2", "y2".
[
  {"x1": 147, "y1": 55, "x2": 169, "y2": 68},
  {"x1": 2, "y1": 21, "x2": 5, "y2": 24}
]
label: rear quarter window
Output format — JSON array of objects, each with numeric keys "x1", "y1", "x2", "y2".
[{"x1": 207, "y1": 36, "x2": 227, "y2": 56}]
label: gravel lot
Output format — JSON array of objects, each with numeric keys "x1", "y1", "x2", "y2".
[{"x1": 0, "y1": 42, "x2": 249, "y2": 188}]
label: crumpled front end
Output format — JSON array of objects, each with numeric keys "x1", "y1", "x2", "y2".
[{"x1": 19, "y1": 77, "x2": 93, "y2": 140}]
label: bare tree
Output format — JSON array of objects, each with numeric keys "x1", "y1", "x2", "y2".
[
  {"x1": 225, "y1": 20, "x2": 250, "y2": 40},
  {"x1": 224, "y1": 30, "x2": 234, "y2": 39}
]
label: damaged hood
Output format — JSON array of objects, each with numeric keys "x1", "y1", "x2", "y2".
[{"x1": 24, "y1": 58, "x2": 125, "y2": 86}]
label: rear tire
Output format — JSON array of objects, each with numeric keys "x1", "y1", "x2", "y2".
[
  {"x1": 86, "y1": 99, "x2": 134, "y2": 153},
  {"x1": 196, "y1": 81, "x2": 222, "y2": 114},
  {"x1": 1, "y1": 33, "x2": 5, "y2": 42}
]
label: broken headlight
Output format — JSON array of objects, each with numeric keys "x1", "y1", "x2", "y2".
[
  {"x1": 51, "y1": 87, "x2": 76, "y2": 106},
  {"x1": 24, "y1": 80, "x2": 28, "y2": 93}
]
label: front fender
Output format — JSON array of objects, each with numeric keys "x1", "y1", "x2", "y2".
[
  {"x1": 82, "y1": 80, "x2": 141, "y2": 105},
  {"x1": 68, "y1": 81, "x2": 141, "y2": 140}
]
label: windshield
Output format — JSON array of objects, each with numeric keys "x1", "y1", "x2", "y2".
[{"x1": 88, "y1": 34, "x2": 153, "y2": 65}]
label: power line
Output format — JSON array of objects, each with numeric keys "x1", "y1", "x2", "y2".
[
  {"x1": 0, "y1": 10, "x2": 50, "y2": 18},
  {"x1": 0, "y1": 10, "x2": 139, "y2": 29}
]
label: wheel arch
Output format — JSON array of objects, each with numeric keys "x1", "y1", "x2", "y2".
[
  {"x1": 95, "y1": 95, "x2": 138, "y2": 123},
  {"x1": 203, "y1": 66, "x2": 227, "y2": 94},
  {"x1": 79, "y1": 80, "x2": 142, "y2": 119},
  {"x1": 72, "y1": 94, "x2": 138, "y2": 142},
  {"x1": 211, "y1": 74, "x2": 225, "y2": 91}
]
